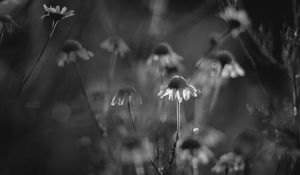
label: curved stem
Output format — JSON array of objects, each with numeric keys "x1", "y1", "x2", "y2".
[
  {"x1": 127, "y1": 101, "x2": 137, "y2": 132},
  {"x1": 13, "y1": 21, "x2": 58, "y2": 99},
  {"x1": 177, "y1": 101, "x2": 181, "y2": 135}
]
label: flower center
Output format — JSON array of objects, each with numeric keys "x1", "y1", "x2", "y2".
[
  {"x1": 62, "y1": 40, "x2": 82, "y2": 53},
  {"x1": 153, "y1": 44, "x2": 170, "y2": 56},
  {"x1": 181, "y1": 138, "x2": 201, "y2": 151},
  {"x1": 228, "y1": 19, "x2": 241, "y2": 30},
  {"x1": 49, "y1": 13, "x2": 64, "y2": 21},
  {"x1": 168, "y1": 76, "x2": 188, "y2": 90}
]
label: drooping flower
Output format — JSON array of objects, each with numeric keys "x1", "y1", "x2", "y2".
[
  {"x1": 111, "y1": 87, "x2": 142, "y2": 106},
  {"x1": 211, "y1": 152, "x2": 245, "y2": 174},
  {"x1": 219, "y1": 6, "x2": 250, "y2": 38},
  {"x1": 111, "y1": 87, "x2": 142, "y2": 132},
  {"x1": 147, "y1": 42, "x2": 183, "y2": 77},
  {"x1": 158, "y1": 75, "x2": 200, "y2": 103},
  {"x1": 41, "y1": 4, "x2": 75, "y2": 22},
  {"x1": 177, "y1": 137, "x2": 214, "y2": 166},
  {"x1": 121, "y1": 135, "x2": 154, "y2": 164},
  {"x1": 0, "y1": 15, "x2": 17, "y2": 41},
  {"x1": 100, "y1": 37, "x2": 130, "y2": 57},
  {"x1": 57, "y1": 39, "x2": 94, "y2": 67},
  {"x1": 196, "y1": 50, "x2": 245, "y2": 78}
]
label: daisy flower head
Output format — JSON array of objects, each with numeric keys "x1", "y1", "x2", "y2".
[
  {"x1": 111, "y1": 87, "x2": 142, "y2": 106},
  {"x1": 0, "y1": 15, "x2": 17, "y2": 41},
  {"x1": 147, "y1": 42, "x2": 183, "y2": 68},
  {"x1": 176, "y1": 136, "x2": 214, "y2": 165},
  {"x1": 211, "y1": 152, "x2": 245, "y2": 174},
  {"x1": 196, "y1": 50, "x2": 245, "y2": 78},
  {"x1": 219, "y1": 6, "x2": 250, "y2": 38},
  {"x1": 100, "y1": 37, "x2": 130, "y2": 57},
  {"x1": 158, "y1": 75, "x2": 200, "y2": 103},
  {"x1": 120, "y1": 135, "x2": 154, "y2": 164},
  {"x1": 41, "y1": 4, "x2": 75, "y2": 22},
  {"x1": 57, "y1": 39, "x2": 94, "y2": 67}
]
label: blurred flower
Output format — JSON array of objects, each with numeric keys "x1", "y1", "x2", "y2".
[
  {"x1": 196, "y1": 50, "x2": 245, "y2": 78},
  {"x1": 111, "y1": 87, "x2": 142, "y2": 106},
  {"x1": 100, "y1": 37, "x2": 130, "y2": 57},
  {"x1": 57, "y1": 39, "x2": 94, "y2": 67},
  {"x1": 120, "y1": 135, "x2": 154, "y2": 164},
  {"x1": 211, "y1": 152, "x2": 245, "y2": 174},
  {"x1": 147, "y1": 42, "x2": 183, "y2": 77},
  {"x1": 181, "y1": 124, "x2": 225, "y2": 148},
  {"x1": 0, "y1": 15, "x2": 17, "y2": 41},
  {"x1": 176, "y1": 137, "x2": 214, "y2": 165},
  {"x1": 0, "y1": 0, "x2": 22, "y2": 5},
  {"x1": 41, "y1": 4, "x2": 75, "y2": 22},
  {"x1": 158, "y1": 75, "x2": 200, "y2": 103},
  {"x1": 219, "y1": 7, "x2": 250, "y2": 37}
]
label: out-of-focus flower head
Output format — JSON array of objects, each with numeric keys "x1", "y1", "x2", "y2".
[
  {"x1": 0, "y1": 0, "x2": 24, "y2": 14},
  {"x1": 0, "y1": 15, "x2": 17, "y2": 41},
  {"x1": 233, "y1": 129, "x2": 262, "y2": 159},
  {"x1": 181, "y1": 124, "x2": 226, "y2": 148},
  {"x1": 57, "y1": 39, "x2": 94, "y2": 67},
  {"x1": 176, "y1": 136, "x2": 214, "y2": 165},
  {"x1": 120, "y1": 134, "x2": 154, "y2": 164},
  {"x1": 211, "y1": 152, "x2": 245, "y2": 174},
  {"x1": 219, "y1": 6, "x2": 250, "y2": 38},
  {"x1": 196, "y1": 50, "x2": 245, "y2": 78},
  {"x1": 111, "y1": 87, "x2": 142, "y2": 106},
  {"x1": 147, "y1": 42, "x2": 184, "y2": 77},
  {"x1": 100, "y1": 37, "x2": 130, "y2": 57},
  {"x1": 41, "y1": 4, "x2": 74, "y2": 22},
  {"x1": 0, "y1": 0, "x2": 22, "y2": 5},
  {"x1": 158, "y1": 75, "x2": 200, "y2": 103}
]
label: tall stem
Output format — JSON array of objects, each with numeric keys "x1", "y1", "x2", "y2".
[
  {"x1": 127, "y1": 101, "x2": 137, "y2": 132},
  {"x1": 192, "y1": 158, "x2": 199, "y2": 175},
  {"x1": 13, "y1": 21, "x2": 58, "y2": 98},
  {"x1": 73, "y1": 63, "x2": 118, "y2": 164},
  {"x1": 164, "y1": 101, "x2": 181, "y2": 175}
]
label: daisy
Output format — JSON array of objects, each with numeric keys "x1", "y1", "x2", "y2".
[
  {"x1": 219, "y1": 6, "x2": 250, "y2": 38},
  {"x1": 176, "y1": 137, "x2": 214, "y2": 175},
  {"x1": 57, "y1": 39, "x2": 94, "y2": 67},
  {"x1": 41, "y1": 4, "x2": 75, "y2": 22},
  {"x1": 158, "y1": 75, "x2": 200, "y2": 103},
  {"x1": 0, "y1": 15, "x2": 17, "y2": 41},
  {"x1": 211, "y1": 152, "x2": 245, "y2": 174},
  {"x1": 196, "y1": 50, "x2": 245, "y2": 78},
  {"x1": 121, "y1": 135, "x2": 154, "y2": 175},
  {"x1": 100, "y1": 37, "x2": 130, "y2": 57},
  {"x1": 111, "y1": 87, "x2": 142, "y2": 131},
  {"x1": 147, "y1": 42, "x2": 183, "y2": 77}
]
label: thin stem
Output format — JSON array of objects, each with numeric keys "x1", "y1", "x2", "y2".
[
  {"x1": 13, "y1": 21, "x2": 58, "y2": 99},
  {"x1": 209, "y1": 78, "x2": 222, "y2": 112},
  {"x1": 73, "y1": 63, "x2": 118, "y2": 165},
  {"x1": 135, "y1": 161, "x2": 145, "y2": 175},
  {"x1": 238, "y1": 36, "x2": 268, "y2": 97},
  {"x1": 127, "y1": 101, "x2": 137, "y2": 132},
  {"x1": 164, "y1": 101, "x2": 181, "y2": 175},
  {"x1": 192, "y1": 158, "x2": 199, "y2": 175}
]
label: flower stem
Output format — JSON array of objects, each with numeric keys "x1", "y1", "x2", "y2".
[
  {"x1": 73, "y1": 63, "x2": 118, "y2": 165},
  {"x1": 127, "y1": 101, "x2": 137, "y2": 132},
  {"x1": 135, "y1": 161, "x2": 145, "y2": 175},
  {"x1": 13, "y1": 21, "x2": 58, "y2": 99},
  {"x1": 164, "y1": 101, "x2": 181, "y2": 175},
  {"x1": 192, "y1": 158, "x2": 199, "y2": 175}
]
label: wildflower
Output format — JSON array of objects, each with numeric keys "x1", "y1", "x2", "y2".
[
  {"x1": 147, "y1": 42, "x2": 183, "y2": 77},
  {"x1": 158, "y1": 75, "x2": 200, "y2": 103},
  {"x1": 111, "y1": 87, "x2": 142, "y2": 132},
  {"x1": 211, "y1": 152, "x2": 245, "y2": 174},
  {"x1": 219, "y1": 6, "x2": 250, "y2": 37},
  {"x1": 177, "y1": 137, "x2": 214, "y2": 165},
  {"x1": 121, "y1": 135, "x2": 154, "y2": 175},
  {"x1": 196, "y1": 50, "x2": 245, "y2": 78},
  {"x1": 57, "y1": 39, "x2": 94, "y2": 67},
  {"x1": 111, "y1": 87, "x2": 142, "y2": 106},
  {"x1": 100, "y1": 37, "x2": 130, "y2": 57},
  {"x1": 41, "y1": 4, "x2": 75, "y2": 22},
  {"x1": 0, "y1": 15, "x2": 17, "y2": 41}
]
